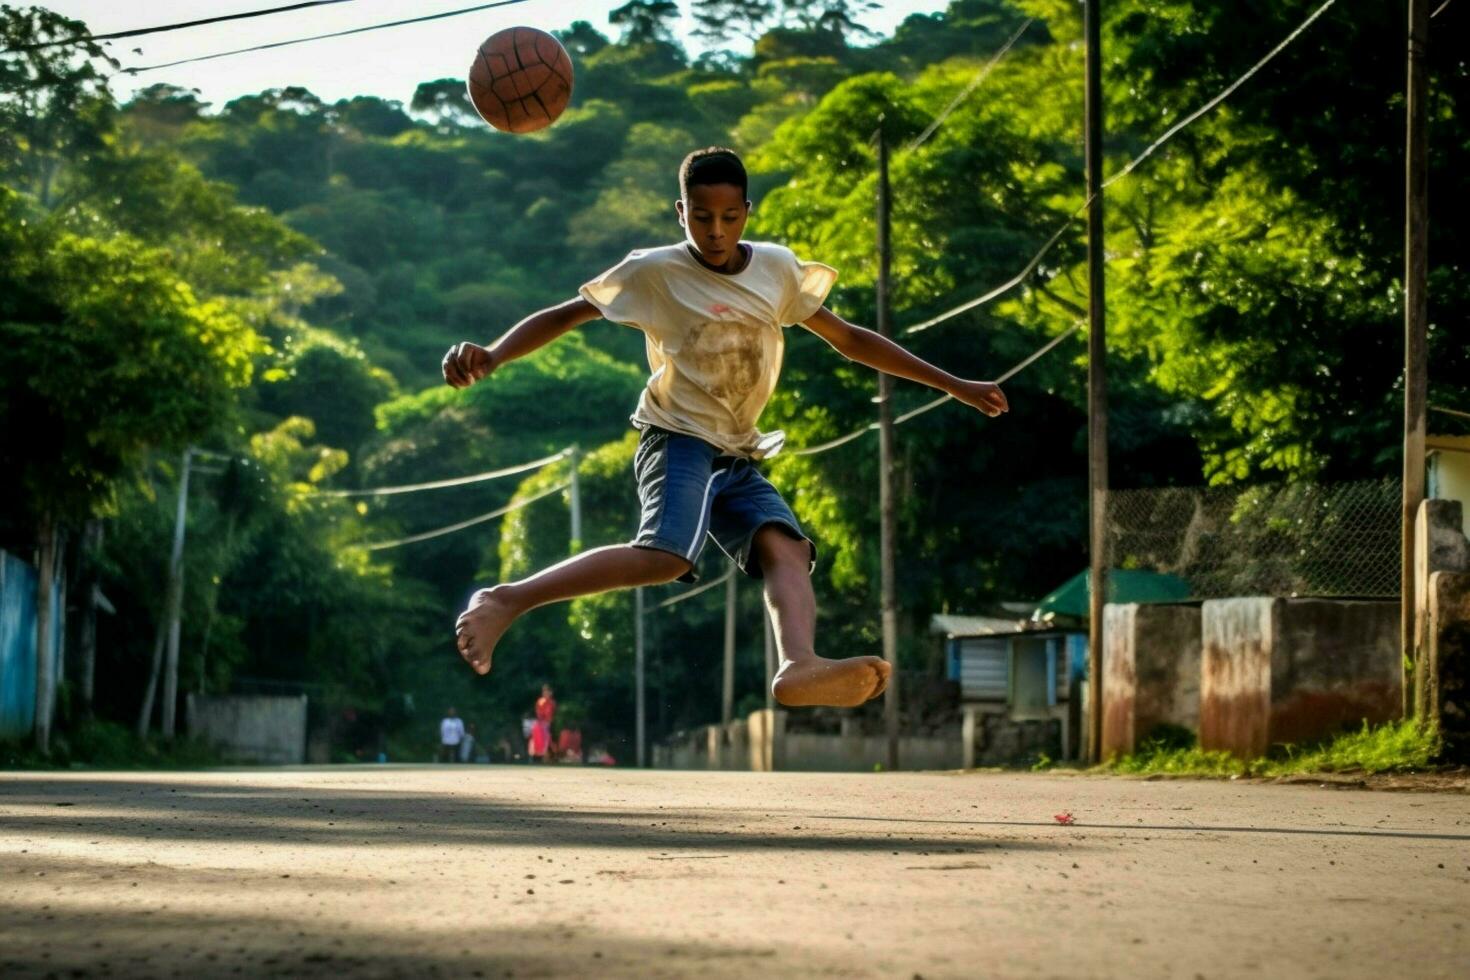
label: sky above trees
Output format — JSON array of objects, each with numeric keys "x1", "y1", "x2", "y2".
[{"x1": 42, "y1": 0, "x2": 951, "y2": 109}]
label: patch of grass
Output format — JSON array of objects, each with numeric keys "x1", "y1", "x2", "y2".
[
  {"x1": 1, "y1": 720, "x2": 226, "y2": 770},
  {"x1": 1106, "y1": 743, "x2": 1247, "y2": 777},
  {"x1": 1101, "y1": 720, "x2": 1440, "y2": 778},
  {"x1": 1258, "y1": 719, "x2": 1440, "y2": 776}
]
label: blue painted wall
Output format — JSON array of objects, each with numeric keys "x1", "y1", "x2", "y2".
[{"x1": 0, "y1": 550, "x2": 62, "y2": 740}]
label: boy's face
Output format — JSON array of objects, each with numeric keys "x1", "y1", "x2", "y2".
[{"x1": 676, "y1": 182, "x2": 751, "y2": 270}]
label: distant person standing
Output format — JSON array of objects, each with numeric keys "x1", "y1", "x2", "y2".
[
  {"x1": 530, "y1": 685, "x2": 556, "y2": 764},
  {"x1": 439, "y1": 707, "x2": 465, "y2": 763}
]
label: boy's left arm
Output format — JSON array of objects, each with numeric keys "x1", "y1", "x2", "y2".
[{"x1": 801, "y1": 307, "x2": 1009, "y2": 417}]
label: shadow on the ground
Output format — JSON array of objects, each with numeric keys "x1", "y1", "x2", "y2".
[
  {"x1": 0, "y1": 775, "x2": 1062, "y2": 855},
  {"x1": 0, "y1": 899, "x2": 815, "y2": 980}
]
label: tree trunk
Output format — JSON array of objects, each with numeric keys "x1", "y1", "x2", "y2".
[{"x1": 33, "y1": 517, "x2": 57, "y2": 754}]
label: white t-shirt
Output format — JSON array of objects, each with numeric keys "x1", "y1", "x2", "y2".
[
  {"x1": 440, "y1": 717, "x2": 465, "y2": 745},
  {"x1": 579, "y1": 241, "x2": 837, "y2": 458}
]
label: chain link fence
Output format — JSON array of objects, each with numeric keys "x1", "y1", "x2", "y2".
[{"x1": 1105, "y1": 478, "x2": 1401, "y2": 600}]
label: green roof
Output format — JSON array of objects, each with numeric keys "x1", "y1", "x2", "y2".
[{"x1": 1034, "y1": 569, "x2": 1193, "y2": 619}]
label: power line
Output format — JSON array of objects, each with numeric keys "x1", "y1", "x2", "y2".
[
  {"x1": 790, "y1": 321, "x2": 1082, "y2": 457},
  {"x1": 904, "y1": 0, "x2": 1342, "y2": 337},
  {"x1": 120, "y1": 0, "x2": 542, "y2": 76},
  {"x1": 1431, "y1": 406, "x2": 1470, "y2": 422},
  {"x1": 652, "y1": 566, "x2": 736, "y2": 610},
  {"x1": 905, "y1": 17, "x2": 1036, "y2": 154},
  {"x1": 362, "y1": 479, "x2": 568, "y2": 551},
  {"x1": 4, "y1": 1, "x2": 361, "y2": 54},
  {"x1": 322, "y1": 448, "x2": 571, "y2": 497},
  {"x1": 1431, "y1": 0, "x2": 1453, "y2": 17}
]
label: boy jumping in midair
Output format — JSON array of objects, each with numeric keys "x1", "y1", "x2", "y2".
[{"x1": 443, "y1": 148, "x2": 1008, "y2": 709}]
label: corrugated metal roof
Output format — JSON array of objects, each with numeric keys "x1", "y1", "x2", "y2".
[{"x1": 930, "y1": 613, "x2": 1047, "y2": 637}]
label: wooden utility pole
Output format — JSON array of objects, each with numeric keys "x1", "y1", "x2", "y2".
[
  {"x1": 1402, "y1": 0, "x2": 1429, "y2": 716},
  {"x1": 1084, "y1": 0, "x2": 1109, "y2": 762},
  {"x1": 722, "y1": 572, "x2": 737, "y2": 727},
  {"x1": 634, "y1": 586, "x2": 646, "y2": 767},
  {"x1": 876, "y1": 120, "x2": 900, "y2": 772}
]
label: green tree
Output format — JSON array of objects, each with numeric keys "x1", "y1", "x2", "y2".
[
  {"x1": 0, "y1": 4, "x2": 115, "y2": 207},
  {"x1": 556, "y1": 20, "x2": 611, "y2": 58},
  {"x1": 610, "y1": 0, "x2": 682, "y2": 45},
  {"x1": 692, "y1": 0, "x2": 777, "y2": 44}
]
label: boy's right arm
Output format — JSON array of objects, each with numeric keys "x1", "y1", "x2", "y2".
[{"x1": 442, "y1": 297, "x2": 603, "y2": 389}]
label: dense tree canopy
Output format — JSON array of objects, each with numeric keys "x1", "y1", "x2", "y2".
[{"x1": 2, "y1": 0, "x2": 1464, "y2": 758}]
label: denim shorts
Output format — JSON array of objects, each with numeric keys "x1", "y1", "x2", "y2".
[{"x1": 632, "y1": 426, "x2": 816, "y2": 583}]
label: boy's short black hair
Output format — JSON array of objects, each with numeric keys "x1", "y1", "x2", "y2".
[{"x1": 679, "y1": 147, "x2": 747, "y2": 201}]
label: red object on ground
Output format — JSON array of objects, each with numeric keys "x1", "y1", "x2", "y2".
[{"x1": 1053, "y1": 812, "x2": 1076, "y2": 825}]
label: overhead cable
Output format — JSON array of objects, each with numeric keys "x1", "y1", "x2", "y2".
[
  {"x1": 121, "y1": 0, "x2": 541, "y2": 75},
  {"x1": 905, "y1": 18, "x2": 1036, "y2": 154},
  {"x1": 791, "y1": 322, "x2": 1082, "y2": 457},
  {"x1": 904, "y1": 0, "x2": 1342, "y2": 337},
  {"x1": 3, "y1": 1, "x2": 361, "y2": 54},
  {"x1": 363, "y1": 479, "x2": 568, "y2": 551},
  {"x1": 652, "y1": 567, "x2": 737, "y2": 610},
  {"x1": 323, "y1": 448, "x2": 571, "y2": 497}
]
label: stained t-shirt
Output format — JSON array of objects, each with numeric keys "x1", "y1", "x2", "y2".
[{"x1": 579, "y1": 241, "x2": 837, "y2": 458}]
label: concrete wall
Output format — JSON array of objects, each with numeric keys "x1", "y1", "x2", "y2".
[
  {"x1": 778, "y1": 731, "x2": 961, "y2": 772},
  {"x1": 1200, "y1": 598, "x2": 1400, "y2": 758},
  {"x1": 1102, "y1": 603, "x2": 1202, "y2": 758},
  {"x1": 654, "y1": 709, "x2": 962, "y2": 772},
  {"x1": 1426, "y1": 571, "x2": 1470, "y2": 761},
  {"x1": 967, "y1": 710, "x2": 1060, "y2": 768},
  {"x1": 186, "y1": 694, "x2": 308, "y2": 765}
]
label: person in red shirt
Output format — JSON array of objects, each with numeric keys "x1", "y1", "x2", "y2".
[{"x1": 530, "y1": 685, "x2": 555, "y2": 764}]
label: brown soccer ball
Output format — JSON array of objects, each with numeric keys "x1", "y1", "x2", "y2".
[{"x1": 466, "y1": 26, "x2": 573, "y2": 134}]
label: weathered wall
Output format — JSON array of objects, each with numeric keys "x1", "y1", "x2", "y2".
[
  {"x1": 1200, "y1": 598, "x2": 1277, "y2": 758},
  {"x1": 972, "y1": 714, "x2": 1059, "y2": 768},
  {"x1": 186, "y1": 694, "x2": 308, "y2": 765},
  {"x1": 778, "y1": 732, "x2": 961, "y2": 772},
  {"x1": 1271, "y1": 599, "x2": 1401, "y2": 746},
  {"x1": 1426, "y1": 571, "x2": 1470, "y2": 761},
  {"x1": 1102, "y1": 603, "x2": 1202, "y2": 758},
  {"x1": 655, "y1": 709, "x2": 962, "y2": 772},
  {"x1": 1414, "y1": 500, "x2": 1470, "y2": 759},
  {"x1": 1200, "y1": 598, "x2": 1400, "y2": 758}
]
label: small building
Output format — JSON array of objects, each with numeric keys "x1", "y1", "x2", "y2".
[
  {"x1": 1429, "y1": 432, "x2": 1470, "y2": 513},
  {"x1": 933, "y1": 613, "x2": 1087, "y2": 765}
]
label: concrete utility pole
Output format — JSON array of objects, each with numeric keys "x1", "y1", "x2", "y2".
[
  {"x1": 1402, "y1": 0, "x2": 1429, "y2": 715},
  {"x1": 875, "y1": 120, "x2": 900, "y2": 772},
  {"x1": 568, "y1": 445, "x2": 582, "y2": 554},
  {"x1": 634, "y1": 586, "x2": 646, "y2": 767},
  {"x1": 763, "y1": 607, "x2": 776, "y2": 713},
  {"x1": 722, "y1": 571, "x2": 736, "y2": 727},
  {"x1": 33, "y1": 516, "x2": 58, "y2": 755},
  {"x1": 161, "y1": 448, "x2": 195, "y2": 738},
  {"x1": 1084, "y1": 0, "x2": 1109, "y2": 762}
]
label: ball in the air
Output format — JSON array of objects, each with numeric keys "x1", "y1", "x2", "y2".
[{"x1": 466, "y1": 26, "x2": 573, "y2": 134}]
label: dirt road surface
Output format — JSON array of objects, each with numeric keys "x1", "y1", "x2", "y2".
[{"x1": 2, "y1": 766, "x2": 1467, "y2": 978}]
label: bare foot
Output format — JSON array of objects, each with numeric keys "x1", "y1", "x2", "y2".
[
  {"x1": 771, "y1": 655, "x2": 892, "y2": 708},
  {"x1": 455, "y1": 586, "x2": 519, "y2": 676}
]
